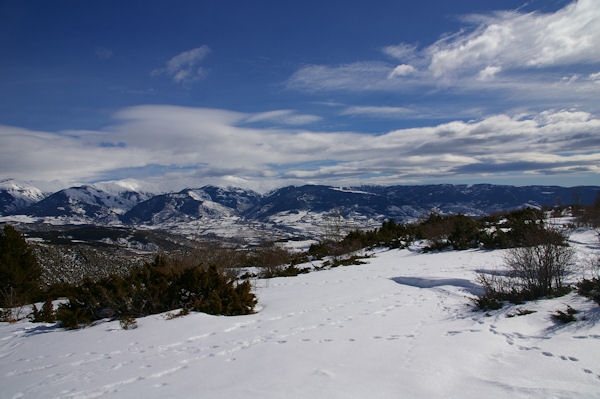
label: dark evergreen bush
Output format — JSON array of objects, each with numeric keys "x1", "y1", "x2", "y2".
[
  {"x1": 30, "y1": 300, "x2": 56, "y2": 323},
  {"x1": 55, "y1": 255, "x2": 256, "y2": 329},
  {"x1": 418, "y1": 214, "x2": 483, "y2": 251},
  {"x1": 551, "y1": 306, "x2": 578, "y2": 323},
  {"x1": 258, "y1": 264, "x2": 309, "y2": 278},
  {"x1": 578, "y1": 278, "x2": 600, "y2": 305},
  {"x1": 0, "y1": 225, "x2": 42, "y2": 307}
]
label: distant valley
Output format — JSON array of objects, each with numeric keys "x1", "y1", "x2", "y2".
[{"x1": 2, "y1": 179, "x2": 598, "y2": 245}]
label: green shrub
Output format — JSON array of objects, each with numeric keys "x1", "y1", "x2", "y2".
[
  {"x1": 417, "y1": 214, "x2": 483, "y2": 252},
  {"x1": 329, "y1": 255, "x2": 370, "y2": 267},
  {"x1": 577, "y1": 278, "x2": 600, "y2": 305},
  {"x1": 56, "y1": 299, "x2": 95, "y2": 330},
  {"x1": 119, "y1": 315, "x2": 137, "y2": 330},
  {"x1": 55, "y1": 255, "x2": 257, "y2": 329},
  {"x1": 165, "y1": 307, "x2": 190, "y2": 320},
  {"x1": 30, "y1": 300, "x2": 56, "y2": 323},
  {"x1": 0, "y1": 225, "x2": 42, "y2": 307},
  {"x1": 473, "y1": 293, "x2": 503, "y2": 311},
  {"x1": 258, "y1": 264, "x2": 309, "y2": 278},
  {"x1": 551, "y1": 306, "x2": 577, "y2": 323}
]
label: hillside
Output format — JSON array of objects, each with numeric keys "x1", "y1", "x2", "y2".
[{"x1": 1, "y1": 227, "x2": 599, "y2": 398}]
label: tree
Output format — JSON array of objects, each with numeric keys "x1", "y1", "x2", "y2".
[{"x1": 0, "y1": 225, "x2": 42, "y2": 307}]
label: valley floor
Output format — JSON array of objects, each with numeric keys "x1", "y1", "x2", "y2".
[{"x1": 1, "y1": 229, "x2": 599, "y2": 398}]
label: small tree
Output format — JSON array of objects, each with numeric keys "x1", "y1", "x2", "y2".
[{"x1": 0, "y1": 225, "x2": 42, "y2": 307}]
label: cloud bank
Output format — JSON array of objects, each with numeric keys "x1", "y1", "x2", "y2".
[{"x1": 1, "y1": 106, "x2": 598, "y2": 191}]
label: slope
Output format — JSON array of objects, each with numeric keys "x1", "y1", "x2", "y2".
[{"x1": 0, "y1": 229, "x2": 599, "y2": 398}]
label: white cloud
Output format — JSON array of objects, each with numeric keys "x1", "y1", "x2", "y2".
[
  {"x1": 477, "y1": 65, "x2": 502, "y2": 81},
  {"x1": 286, "y1": 1, "x2": 600, "y2": 113},
  {"x1": 428, "y1": 0, "x2": 600, "y2": 77},
  {"x1": 287, "y1": 62, "x2": 394, "y2": 92},
  {"x1": 152, "y1": 46, "x2": 211, "y2": 84},
  {"x1": 388, "y1": 64, "x2": 417, "y2": 78},
  {"x1": 382, "y1": 43, "x2": 417, "y2": 61},
  {"x1": 1, "y1": 106, "x2": 599, "y2": 190},
  {"x1": 245, "y1": 110, "x2": 322, "y2": 125},
  {"x1": 341, "y1": 106, "x2": 414, "y2": 118}
]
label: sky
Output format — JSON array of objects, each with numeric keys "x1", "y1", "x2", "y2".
[{"x1": 0, "y1": 0, "x2": 599, "y2": 192}]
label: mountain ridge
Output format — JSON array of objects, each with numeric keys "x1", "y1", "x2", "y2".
[{"x1": 2, "y1": 183, "x2": 598, "y2": 240}]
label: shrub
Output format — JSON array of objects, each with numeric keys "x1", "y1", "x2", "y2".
[
  {"x1": 473, "y1": 294, "x2": 502, "y2": 311},
  {"x1": 55, "y1": 255, "x2": 257, "y2": 329},
  {"x1": 0, "y1": 225, "x2": 42, "y2": 307},
  {"x1": 481, "y1": 208, "x2": 560, "y2": 249},
  {"x1": 418, "y1": 214, "x2": 482, "y2": 251},
  {"x1": 503, "y1": 241, "x2": 574, "y2": 298},
  {"x1": 329, "y1": 255, "x2": 370, "y2": 268},
  {"x1": 475, "y1": 240, "x2": 574, "y2": 310},
  {"x1": 165, "y1": 307, "x2": 190, "y2": 320},
  {"x1": 577, "y1": 278, "x2": 600, "y2": 305},
  {"x1": 576, "y1": 192, "x2": 600, "y2": 227},
  {"x1": 30, "y1": 300, "x2": 56, "y2": 323},
  {"x1": 258, "y1": 264, "x2": 309, "y2": 278},
  {"x1": 56, "y1": 299, "x2": 95, "y2": 330},
  {"x1": 119, "y1": 315, "x2": 137, "y2": 330},
  {"x1": 551, "y1": 306, "x2": 578, "y2": 323}
]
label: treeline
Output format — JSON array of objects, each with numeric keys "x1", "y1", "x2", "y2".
[{"x1": 309, "y1": 207, "x2": 570, "y2": 259}]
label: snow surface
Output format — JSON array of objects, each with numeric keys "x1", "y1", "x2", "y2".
[{"x1": 1, "y1": 232, "x2": 600, "y2": 398}]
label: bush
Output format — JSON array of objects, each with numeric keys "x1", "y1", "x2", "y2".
[
  {"x1": 481, "y1": 208, "x2": 561, "y2": 249},
  {"x1": 578, "y1": 278, "x2": 600, "y2": 305},
  {"x1": 258, "y1": 264, "x2": 309, "y2": 278},
  {"x1": 473, "y1": 294, "x2": 503, "y2": 311},
  {"x1": 56, "y1": 255, "x2": 257, "y2": 329},
  {"x1": 475, "y1": 240, "x2": 574, "y2": 310},
  {"x1": 551, "y1": 306, "x2": 578, "y2": 323},
  {"x1": 417, "y1": 214, "x2": 482, "y2": 252},
  {"x1": 119, "y1": 315, "x2": 137, "y2": 330},
  {"x1": 0, "y1": 225, "x2": 42, "y2": 307},
  {"x1": 30, "y1": 300, "x2": 56, "y2": 323},
  {"x1": 504, "y1": 241, "x2": 574, "y2": 298}
]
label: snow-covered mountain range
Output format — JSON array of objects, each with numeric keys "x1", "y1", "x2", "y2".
[
  {"x1": 1, "y1": 181, "x2": 598, "y2": 240},
  {"x1": 0, "y1": 179, "x2": 46, "y2": 214}
]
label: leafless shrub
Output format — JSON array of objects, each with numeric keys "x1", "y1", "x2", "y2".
[
  {"x1": 503, "y1": 242, "x2": 574, "y2": 298},
  {"x1": 475, "y1": 239, "x2": 575, "y2": 310}
]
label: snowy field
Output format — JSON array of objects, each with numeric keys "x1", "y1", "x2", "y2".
[{"x1": 1, "y1": 230, "x2": 599, "y2": 398}]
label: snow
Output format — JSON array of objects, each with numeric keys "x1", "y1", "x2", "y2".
[
  {"x1": 185, "y1": 189, "x2": 210, "y2": 202},
  {"x1": 330, "y1": 187, "x2": 377, "y2": 196},
  {"x1": 1, "y1": 233, "x2": 600, "y2": 398}
]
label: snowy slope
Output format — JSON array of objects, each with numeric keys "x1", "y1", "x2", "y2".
[
  {"x1": 16, "y1": 186, "x2": 150, "y2": 224},
  {"x1": 0, "y1": 179, "x2": 46, "y2": 214},
  {"x1": 1, "y1": 230, "x2": 599, "y2": 398}
]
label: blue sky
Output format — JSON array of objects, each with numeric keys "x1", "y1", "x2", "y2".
[{"x1": 1, "y1": 0, "x2": 599, "y2": 192}]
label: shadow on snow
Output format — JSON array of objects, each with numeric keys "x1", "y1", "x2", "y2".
[{"x1": 391, "y1": 276, "x2": 484, "y2": 296}]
